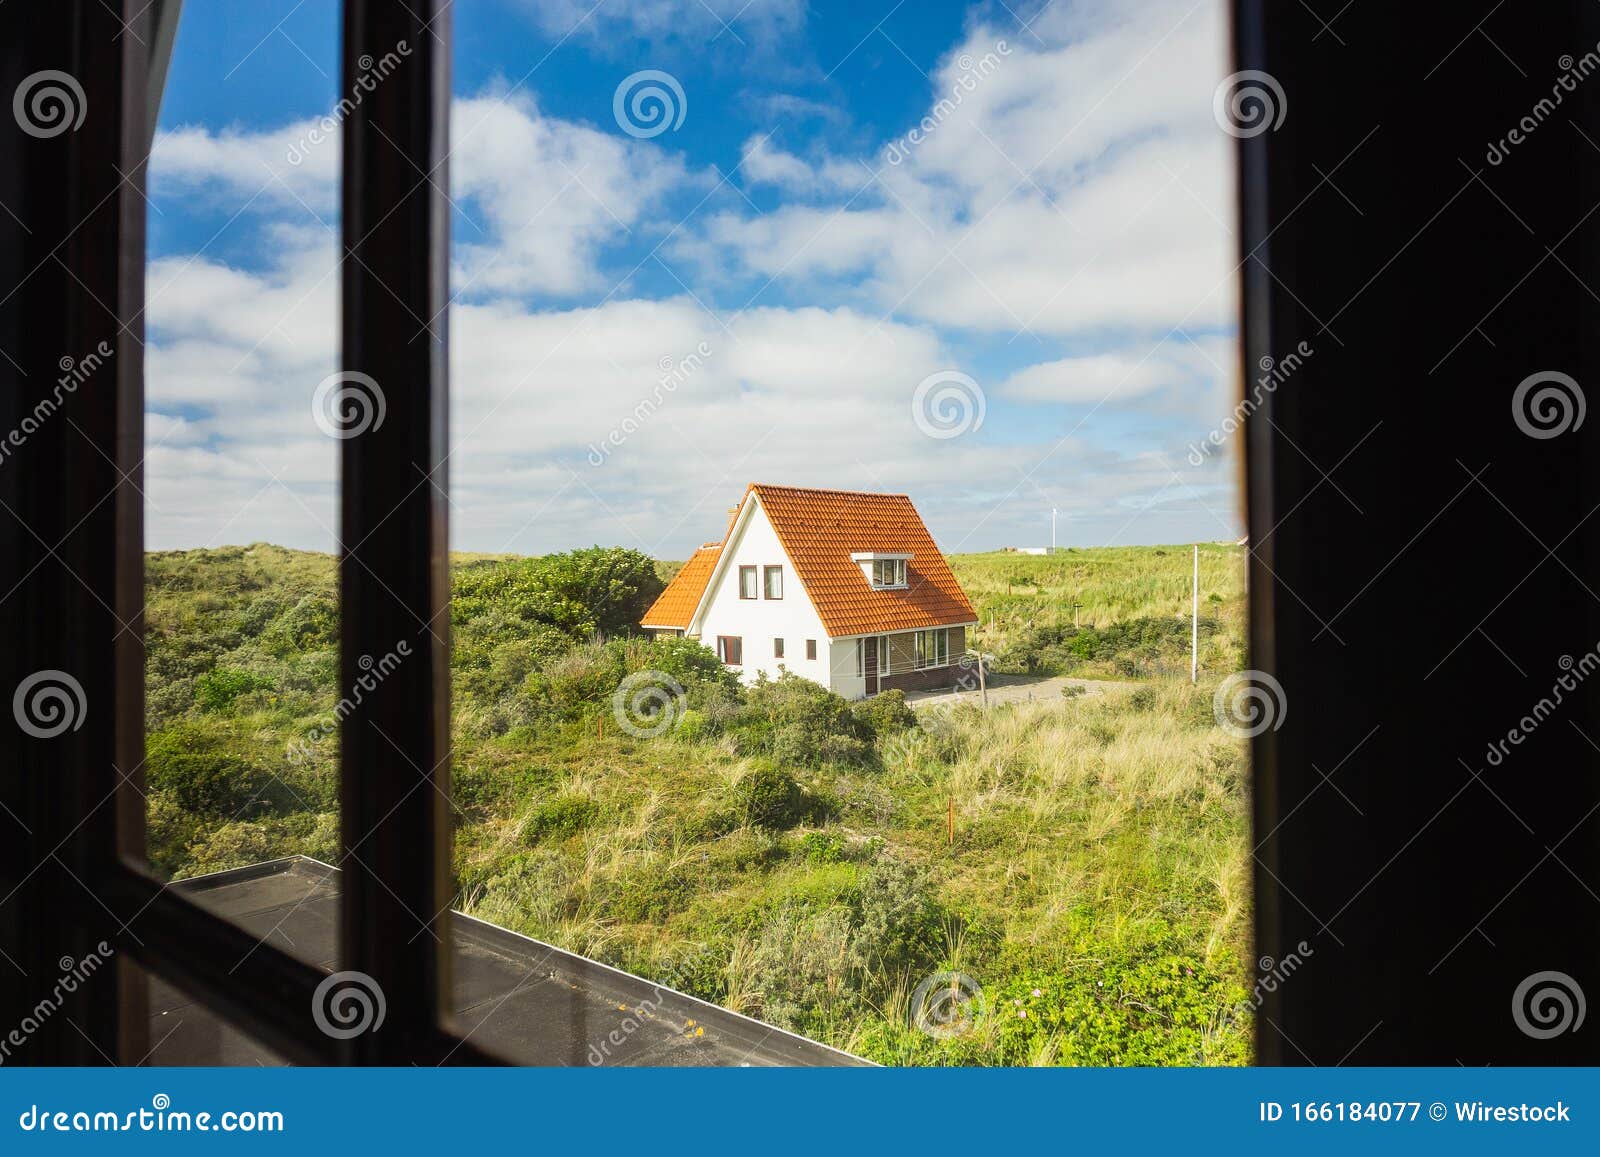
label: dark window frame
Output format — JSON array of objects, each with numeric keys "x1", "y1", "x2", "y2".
[
  {"x1": 0, "y1": 0, "x2": 499, "y2": 1066},
  {"x1": 773, "y1": 637, "x2": 784, "y2": 659},
  {"x1": 7, "y1": 0, "x2": 1599, "y2": 1069},
  {"x1": 763, "y1": 564, "x2": 783, "y2": 599},
  {"x1": 806, "y1": 639, "x2": 817, "y2": 661},
  {"x1": 718, "y1": 635, "x2": 743, "y2": 666},
  {"x1": 738, "y1": 565, "x2": 758, "y2": 599}
]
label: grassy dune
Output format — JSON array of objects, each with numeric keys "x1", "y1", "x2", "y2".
[{"x1": 142, "y1": 542, "x2": 1252, "y2": 1065}]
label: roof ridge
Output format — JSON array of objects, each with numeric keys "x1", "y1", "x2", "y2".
[{"x1": 750, "y1": 482, "x2": 912, "y2": 500}]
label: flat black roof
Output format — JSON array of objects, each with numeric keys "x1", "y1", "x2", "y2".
[{"x1": 148, "y1": 856, "x2": 864, "y2": 1067}]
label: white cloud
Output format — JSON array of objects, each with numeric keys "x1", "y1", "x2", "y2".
[
  {"x1": 740, "y1": 135, "x2": 862, "y2": 197},
  {"x1": 151, "y1": 89, "x2": 695, "y2": 302},
  {"x1": 677, "y1": 0, "x2": 1235, "y2": 338},
  {"x1": 450, "y1": 91, "x2": 693, "y2": 297},
  {"x1": 140, "y1": 0, "x2": 1243, "y2": 553},
  {"x1": 999, "y1": 353, "x2": 1177, "y2": 404}
]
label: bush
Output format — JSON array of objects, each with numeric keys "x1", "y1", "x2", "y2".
[
  {"x1": 848, "y1": 859, "x2": 944, "y2": 979},
  {"x1": 849, "y1": 689, "x2": 917, "y2": 738},
  {"x1": 991, "y1": 953, "x2": 1249, "y2": 1066},
  {"x1": 451, "y1": 546, "x2": 664, "y2": 640},
  {"x1": 522, "y1": 794, "x2": 600, "y2": 843},
  {"x1": 999, "y1": 616, "x2": 1221, "y2": 678},
  {"x1": 260, "y1": 593, "x2": 339, "y2": 655},
  {"x1": 146, "y1": 724, "x2": 285, "y2": 819},
  {"x1": 194, "y1": 667, "x2": 274, "y2": 712},
  {"x1": 525, "y1": 642, "x2": 626, "y2": 718},
  {"x1": 737, "y1": 764, "x2": 807, "y2": 829},
  {"x1": 732, "y1": 673, "x2": 875, "y2": 768}
]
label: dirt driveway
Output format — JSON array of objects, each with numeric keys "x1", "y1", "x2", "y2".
[{"x1": 904, "y1": 671, "x2": 1134, "y2": 710}]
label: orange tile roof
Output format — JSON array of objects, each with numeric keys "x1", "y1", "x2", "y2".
[
  {"x1": 643, "y1": 483, "x2": 977, "y2": 638},
  {"x1": 642, "y1": 544, "x2": 722, "y2": 629},
  {"x1": 751, "y1": 484, "x2": 976, "y2": 638}
]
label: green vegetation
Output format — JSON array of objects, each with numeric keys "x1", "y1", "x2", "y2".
[
  {"x1": 143, "y1": 541, "x2": 1251, "y2": 1066},
  {"x1": 951, "y1": 545, "x2": 1245, "y2": 679}
]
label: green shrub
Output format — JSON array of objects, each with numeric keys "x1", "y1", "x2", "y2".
[
  {"x1": 260, "y1": 593, "x2": 339, "y2": 655},
  {"x1": 194, "y1": 667, "x2": 274, "y2": 712},
  {"x1": 522, "y1": 794, "x2": 600, "y2": 843},
  {"x1": 848, "y1": 859, "x2": 944, "y2": 978},
  {"x1": 146, "y1": 724, "x2": 285, "y2": 819},
  {"x1": 737, "y1": 764, "x2": 807, "y2": 829},
  {"x1": 849, "y1": 689, "x2": 917, "y2": 738},
  {"x1": 999, "y1": 616, "x2": 1221, "y2": 678},
  {"x1": 991, "y1": 953, "x2": 1249, "y2": 1066},
  {"x1": 800, "y1": 830, "x2": 846, "y2": 864},
  {"x1": 732, "y1": 673, "x2": 875, "y2": 768}
]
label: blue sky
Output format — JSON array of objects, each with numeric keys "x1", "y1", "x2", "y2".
[{"x1": 145, "y1": 0, "x2": 1241, "y2": 557}]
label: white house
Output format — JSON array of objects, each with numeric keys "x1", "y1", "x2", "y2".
[{"x1": 642, "y1": 483, "x2": 979, "y2": 699}]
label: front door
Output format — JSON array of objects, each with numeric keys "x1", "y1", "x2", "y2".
[{"x1": 864, "y1": 635, "x2": 881, "y2": 694}]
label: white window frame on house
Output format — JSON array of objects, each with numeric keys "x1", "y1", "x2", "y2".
[
  {"x1": 871, "y1": 559, "x2": 907, "y2": 588},
  {"x1": 914, "y1": 628, "x2": 949, "y2": 669},
  {"x1": 851, "y1": 551, "x2": 911, "y2": 590},
  {"x1": 738, "y1": 566, "x2": 758, "y2": 599},
  {"x1": 855, "y1": 635, "x2": 890, "y2": 677},
  {"x1": 764, "y1": 565, "x2": 783, "y2": 599}
]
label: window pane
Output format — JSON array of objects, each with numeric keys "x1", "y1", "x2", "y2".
[
  {"x1": 440, "y1": 0, "x2": 1245, "y2": 1071},
  {"x1": 138, "y1": 0, "x2": 341, "y2": 969}
]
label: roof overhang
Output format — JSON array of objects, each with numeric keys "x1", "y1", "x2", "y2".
[{"x1": 830, "y1": 619, "x2": 980, "y2": 642}]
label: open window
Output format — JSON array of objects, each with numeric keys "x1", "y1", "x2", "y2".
[{"x1": 7, "y1": 0, "x2": 1599, "y2": 1073}]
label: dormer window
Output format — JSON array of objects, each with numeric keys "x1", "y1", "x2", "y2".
[{"x1": 852, "y1": 552, "x2": 911, "y2": 589}]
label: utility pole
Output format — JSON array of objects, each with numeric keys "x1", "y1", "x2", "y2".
[
  {"x1": 1191, "y1": 544, "x2": 1199, "y2": 683},
  {"x1": 1051, "y1": 507, "x2": 1058, "y2": 552}
]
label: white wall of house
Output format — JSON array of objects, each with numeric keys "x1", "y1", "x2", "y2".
[
  {"x1": 828, "y1": 638, "x2": 865, "y2": 700},
  {"x1": 694, "y1": 498, "x2": 833, "y2": 689}
]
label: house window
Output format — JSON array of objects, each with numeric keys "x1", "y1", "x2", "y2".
[
  {"x1": 774, "y1": 638, "x2": 785, "y2": 659},
  {"x1": 855, "y1": 636, "x2": 889, "y2": 677},
  {"x1": 871, "y1": 558, "x2": 907, "y2": 588},
  {"x1": 764, "y1": 565, "x2": 783, "y2": 599},
  {"x1": 718, "y1": 636, "x2": 743, "y2": 665},
  {"x1": 806, "y1": 639, "x2": 817, "y2": 661},
  {"x1": 739, "y1": 566, "x2": 757, "y2": 599},
  {"x1": 915, "y1": 628, "x2": 949, "y2": 669}
]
